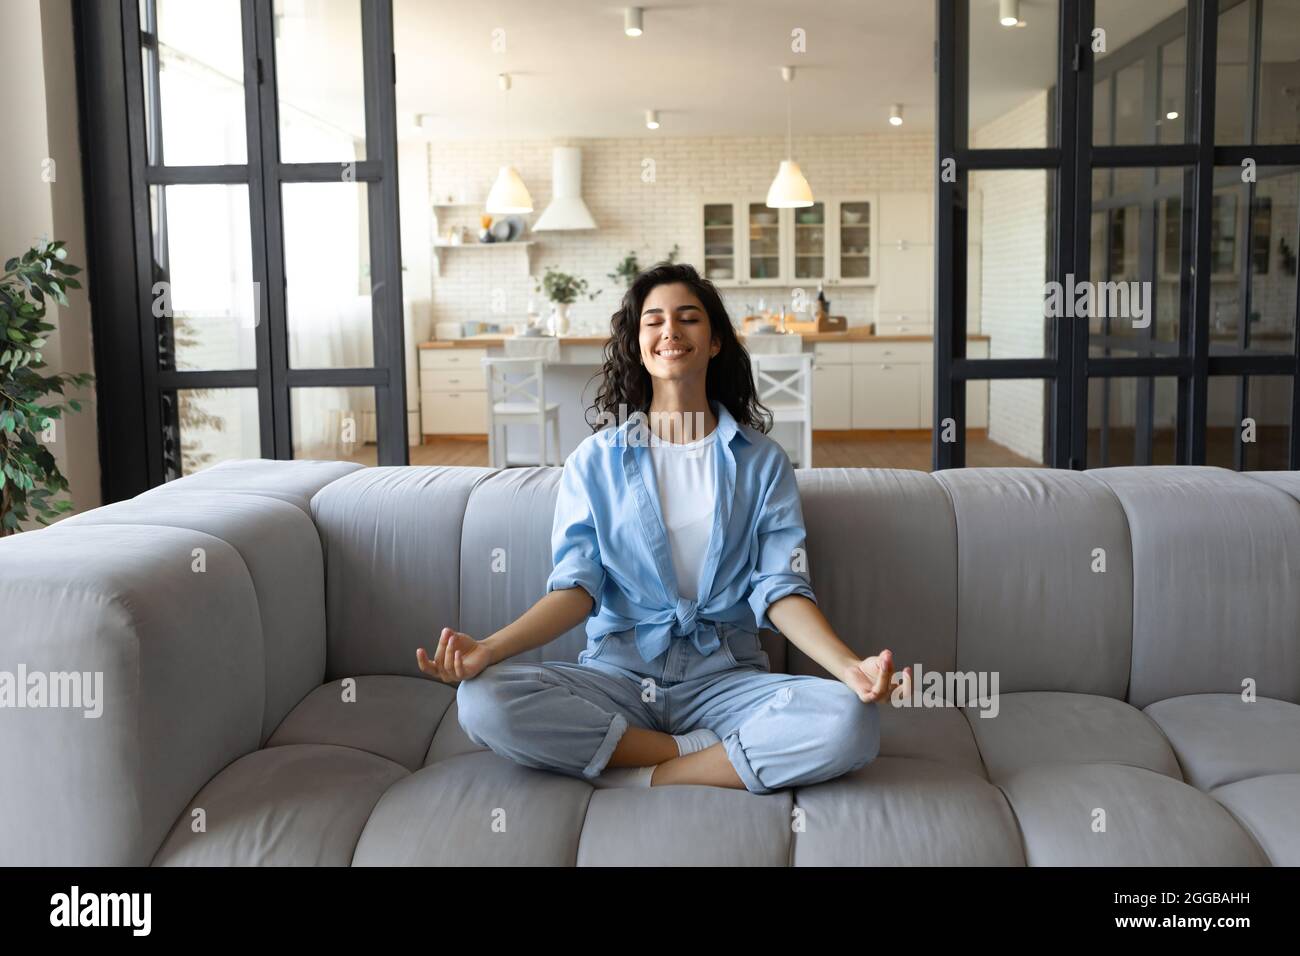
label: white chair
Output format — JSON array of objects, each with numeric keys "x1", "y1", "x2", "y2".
[
  {"x1": 751, "y1": 352, "x2": 814, "y2": 468},
  {"x1": 481, "y1": 357, "x2": 562, "y2": 467}
]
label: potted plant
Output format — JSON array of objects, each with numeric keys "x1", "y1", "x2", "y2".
[
  {"x1": 0, "y1": 239, "x2": 93, "y2": 535},
  {"x1": 533, "y1": 266, "x2": 599, "y2": 334},
  {"x1": 607, "y1": 244, "x2": 681, "y2": 290}
]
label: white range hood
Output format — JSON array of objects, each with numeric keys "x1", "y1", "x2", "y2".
[{"x1": 532, "y1": 146, "x2": 597, "y2": 231}]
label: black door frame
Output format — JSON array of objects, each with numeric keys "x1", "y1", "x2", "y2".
[
  {"x1": 75, "y1": 0, "x2": 408, "y2": 500},
  {"x1": 934, "y1": 0, "x2": 1300, "y2": 470}
]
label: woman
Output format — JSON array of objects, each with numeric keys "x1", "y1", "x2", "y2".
[{"x1": 416, "y1": 262, "x2": 907, "y2": 793}]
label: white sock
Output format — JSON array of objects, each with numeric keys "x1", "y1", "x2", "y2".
[
  {"x1": 590, "y1": 764, "x2": 656, "y2": 789},
  {"x1": 673, "y1": 727, "x2": 721, "y2": 757}
]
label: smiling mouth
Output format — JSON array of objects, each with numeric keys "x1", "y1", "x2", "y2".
[{"x1": 656, "y1": 346, "x2": 692, "y2": 357}]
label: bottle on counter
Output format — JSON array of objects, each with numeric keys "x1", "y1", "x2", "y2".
[{"x1": 816, "y1": 282, "x2": 830, "y2": 321}]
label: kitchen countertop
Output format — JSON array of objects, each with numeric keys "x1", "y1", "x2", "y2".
[{"x1": 420, "y1": 328, "x2": 992, "y2": 349}]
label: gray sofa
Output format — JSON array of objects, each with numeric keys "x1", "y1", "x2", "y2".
[{"x1": 2, "y1": 458, "x2": 1298, "y2": 866}]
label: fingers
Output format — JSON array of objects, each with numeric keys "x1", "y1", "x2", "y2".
[{"x1": 433, "y1": 627, "x2": 452, "y2": 673}]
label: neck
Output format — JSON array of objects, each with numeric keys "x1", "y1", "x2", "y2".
[{"x1": 647, "y1": 379, "x2": 715, "y2": 444}]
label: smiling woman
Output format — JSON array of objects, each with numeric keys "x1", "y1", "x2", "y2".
[{"x1": 589, "y1": 262, "x2": 770, "y2": 437}]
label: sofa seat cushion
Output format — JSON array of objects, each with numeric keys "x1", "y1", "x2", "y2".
[
  {"x1": 268, "y1": 676, "x2": 457, "y2": 773},
  {"x1": 877, "y1": 701, "x2": 987, "y2": 777},
  {"x1": 997, "y1": 763, "x2": 1268, "y2": 865},
  {"x1": 790, "y1": 757, "x2": 1024, "y2": 865},
  {"x1": 353, "y1": 750, "x2": 593, "y2": 865},
  {"x1": 1210, "y1": 774, "x2": 1300, "y2": 865},
  {"x1": 965, "y1": 692, "x2": 1183, "y2": 783},
  {"x1": 1143, "y1": 694, "x2": 1300, "y2": 791},
  {"x1": 152, "y1": 744, "x2": 408, "y2": 866},
  {"x1": 577, "y1": 787, "x2": 794, "y2": 866}
]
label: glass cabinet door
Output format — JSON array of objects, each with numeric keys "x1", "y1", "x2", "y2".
[
  {"x1": 747, "y1": 202, "x2": 783, "y2": 284},
  {"x1": 702, "y1": 203, "x2": 736, "y2": 284},
  {"x1": 837, "y1": 199, "x2": 873, "y2": 283},
  {"x1": 793, "y1": 202, "x2": 826, "y2": 280}
]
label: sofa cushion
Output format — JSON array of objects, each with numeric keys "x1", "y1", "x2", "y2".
[
  {"x1": 267, "y1": 676, "x2": 456, "y2": 773},
  {"x1": 932, "y1": 469, "x2": 1134, "y2": 698},
  {"x1": 423, "y1": 696, "x2": 488, "y2": 766},
  {"x1": 877, "y1": 700, "x2": 987, "y2": 778},
  {"x1": 1210, "y1": 774, "x2": 1300, "y2": 866},
  {"x1": 457, "y1": 467, "x2": 588, "y2": 664},
  {"x1": 577, "y1": 787, "x2": 794, "y2": 866},
  {"x1": 310, "y1": 466, "x2": 495, "y2": 679},
  {"x1": 1089, "y1": 467, "x2": 1300, "y2": 708},
  {"x1": 964, "y1": 691, "x2": 1183, "y2": 782},
  {"x1": 0, "y1": 524, "x2": 264, "y2": 866},
  {"x1": 997, "y1": 762, "x2": 1268, "y2": 865},
  {"x1": 789, "y1": 469, "x2": 958, "y2": 679},
  {"x1": 58, "y1": 491, "x2": 327, "y2": 744},
  {"x1": 789, "y1": 757, "x2": 1025, "y2": 865},
  {"x1": 352, "y1": 750, "x2": 592, "y2": 865},
  {"x1": 137, "y1": 458, "x2": 363, "y2": 514},
  {"x1": 152, "y1": 744, "x2": 407, "y2": 866},
  {"x1": 1143, "y1": 694, "x2": 1300, "y2": 791}
]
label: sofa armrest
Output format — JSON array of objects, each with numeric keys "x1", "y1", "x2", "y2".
[{"x1": 0, "y1": 524, "x2": 264, "y2": 865}]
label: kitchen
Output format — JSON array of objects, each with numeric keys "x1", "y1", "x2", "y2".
[
  {"x1": 382, "y1": 0, "x2": 1020, "y2": 470},
  {"x1": 154, "y1": 0, "x2": 1297, "y2": 475}
]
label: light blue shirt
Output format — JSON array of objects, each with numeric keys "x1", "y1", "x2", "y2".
[{"x1": 545, "y1": 399, "x2": 818, "y2": 663}]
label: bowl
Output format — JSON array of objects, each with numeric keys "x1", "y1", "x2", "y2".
[
  {"x1": 842, "y1": 210, "x2": 865, "y2": 224},
  {"x1": 709, "y1": 268, "x2": 734, "y2": 280}
]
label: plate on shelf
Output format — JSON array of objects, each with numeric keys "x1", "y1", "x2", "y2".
[
  {"x1": 491, "y1": 219, "x2": 512, "y2": 241},
  {"x1": 505, "y1": 215, "x2": 525, "y2": 240}
]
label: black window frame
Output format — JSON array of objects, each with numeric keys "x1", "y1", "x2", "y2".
[
  {"x1": 935, "y1": 0, "x2": 1300, "y2": 471},
  {"x1": 74, "y1": 0, "x2": 408, "y2": 500}
]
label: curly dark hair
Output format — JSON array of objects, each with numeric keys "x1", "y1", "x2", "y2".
[{"x1": 586, "y1": 262, "x2": 771, "y2": 433}]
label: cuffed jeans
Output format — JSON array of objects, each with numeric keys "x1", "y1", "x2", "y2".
[{"x1": 455, "y1": 622, "x2": 880, "y2": 794}]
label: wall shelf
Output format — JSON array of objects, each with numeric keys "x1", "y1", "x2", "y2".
[{"x1": 432, "y1": 240, "x2": 535, "y2": 278}]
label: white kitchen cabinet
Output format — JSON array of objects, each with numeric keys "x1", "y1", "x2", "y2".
[
  {"x1": 875, "y1": 192, "x2": 933, "y2": 332},
  {"x1": 700, "y1": 199, "x2": 791, "y2": 287},
  {"x1": 702, "y1": 196, "x2": 879, "y2": 292},
  {"x1": 419, "y1": 348, "x2": 488, "y2": 435},
  {"x1": 827, "y1": 197, "x2": 876, "y2": 287},
  {"x1": 809, "y1": 338, "x2": 988, "y2": 431},
  {"x1": 852, "y1": 363, "x2": 922, "y2": 429},
  {"x1": 812, "y1": 362, "x2": 852, "y2": 429}
]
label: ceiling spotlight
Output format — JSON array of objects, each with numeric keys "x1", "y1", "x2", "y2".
[
  {"x1": 889, "y1": 104, "x2": 904, "y2": 127},
  {"x1": 625, "y1": 6, "x2": 643, "y2": 37},
  {"x1": 645, "y1": 109, "x2": 660, "y2": 130},
  {"x1": 999, "y1": 0, "x2": 1021, "y2": 27}
]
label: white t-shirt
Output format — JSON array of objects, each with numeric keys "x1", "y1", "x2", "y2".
[{"x1": 647, "y1": 427, "x2": 718, "y2": 601}]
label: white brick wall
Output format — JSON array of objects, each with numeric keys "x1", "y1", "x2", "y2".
[
  {"x1": 420, "y1": 132, "x2": 934, "y2": 339},
  {"x1": 973, "y1": 91, "x2": 1050, "y2": 463}
]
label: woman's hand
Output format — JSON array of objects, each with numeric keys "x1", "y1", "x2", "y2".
[
  {"x1": 416, "y1": 627, "x2": 493, "y2": 684},
  {"x1": 841, "y1": 648, "x2": 911, "y2": 704}
]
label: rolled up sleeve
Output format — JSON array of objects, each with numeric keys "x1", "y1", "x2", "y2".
[
  {"x1": 747, "y1": 454, "x2": 817, "y2": 632},
  {"x1": 545, "y1": 453, "x2": 606, "y2": 614}
]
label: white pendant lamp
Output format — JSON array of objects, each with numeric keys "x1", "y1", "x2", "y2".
[
  {"x1": 766, "y1": 66, "x2": 814, "y2": 208},
  {"x1": 486, "y1": 166, "x2": 534, "y2": 214},
  {"x1": 486, "y1": 73, "x2": 533, "y2": 215}
]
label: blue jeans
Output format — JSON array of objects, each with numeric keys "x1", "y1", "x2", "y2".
[{"x1": 455, "y1": 623, "x2": 880, "y2": 794}]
